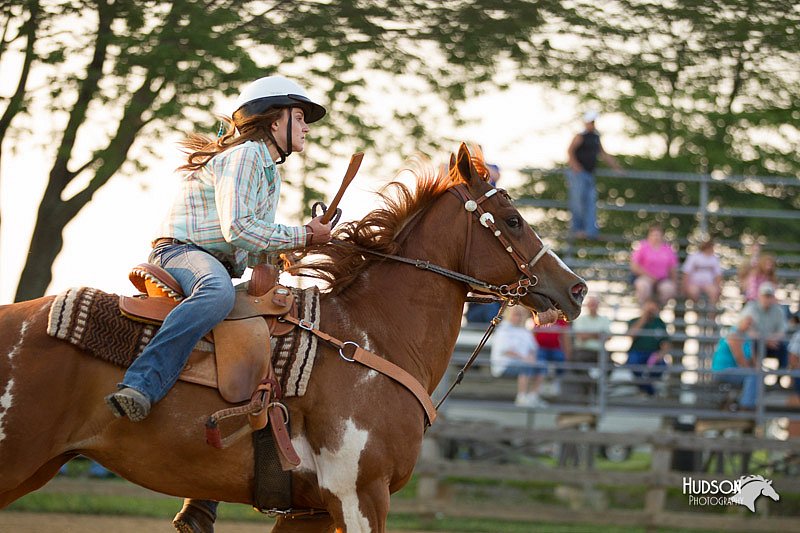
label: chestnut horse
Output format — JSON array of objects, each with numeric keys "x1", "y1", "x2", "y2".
[{"x1": 0, "y1": 144, "x2": 586, "y2": 532}]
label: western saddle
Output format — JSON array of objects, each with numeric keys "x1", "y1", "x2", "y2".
[{"x1": 120, "y1": 262, "x2": 301, "y2": 469}]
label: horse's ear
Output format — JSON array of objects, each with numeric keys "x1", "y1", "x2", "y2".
[
  {"x1": 456, "y1": 142, "x2": 477, "y2": 184},
  {"x1": 449, "y1": 153, "x2": 456, "y2": 171}
]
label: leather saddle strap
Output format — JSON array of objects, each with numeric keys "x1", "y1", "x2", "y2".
[
  {"x1": 268, "y1": 405, "x2": 301, "y2": 470},
  {"x1": 279, "y1": 315, "x2": 437, "y2": 426}
]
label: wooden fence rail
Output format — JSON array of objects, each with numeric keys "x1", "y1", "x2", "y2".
[{"x1": 411, "y1": 421, "x2": 800, "y2": 532}]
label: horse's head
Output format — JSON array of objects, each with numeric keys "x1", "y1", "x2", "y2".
[{"x1": 447, "y1": 143, "x2": 586, "y2": 322}]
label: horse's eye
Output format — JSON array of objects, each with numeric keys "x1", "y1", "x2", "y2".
[{"x1": 506, "y1": 216, "x2": 521, "y2": 228}]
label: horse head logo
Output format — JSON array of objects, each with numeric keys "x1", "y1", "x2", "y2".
[{"x1": 730, "y1": 475, "x2": 780, "y2": 513}]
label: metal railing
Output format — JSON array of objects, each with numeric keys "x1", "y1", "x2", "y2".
[{"x1": 517, "y1": 167, "x2": 800, "y2": 238}]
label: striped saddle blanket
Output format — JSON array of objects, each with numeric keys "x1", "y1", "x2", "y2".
[{"x1": 46, "y1": 285, "x2": 320, "y2": 398}]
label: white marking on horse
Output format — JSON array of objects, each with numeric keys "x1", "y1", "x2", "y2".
[
  {"x1": 355, "y1": 333, "x2": 379, "y2": 385},
  {"x1": 0, "y1": 378, "x2": 14, "y2": 443},
  {"x1": 357, "y1": 368, "x2": 379, "y2": 386},
  {"x1": 547, "y1": 249, "x2": 578, "y2": 275},
  {"x1": 7, "y1": 320, "x2": 30, "y2": 361},
  {"x1": 295, "y1": 418, "x2": 371, "y2": 531},
  {"x1": 0, "y1": 321, "x2": 29, "y2": 443}
]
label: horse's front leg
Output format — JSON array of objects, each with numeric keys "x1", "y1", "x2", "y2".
[{"x1": 323, "y1": 480, "x2": 390, "y2": 533}]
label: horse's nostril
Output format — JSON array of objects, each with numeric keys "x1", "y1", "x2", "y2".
[{"x1": 571, "y1": 283, "x2": 588, "y2": 303}]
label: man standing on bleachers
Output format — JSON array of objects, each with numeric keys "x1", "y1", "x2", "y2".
[{"x1": 566, "y1": 110, "x2": 622, "y2": 240}]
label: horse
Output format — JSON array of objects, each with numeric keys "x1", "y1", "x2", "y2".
[
  {"x1": 0, "y1": 143, "x2": 587, "y2": 532},
  {"x1": 730, "y1": 475, "x2": 780, "y2": 512}
]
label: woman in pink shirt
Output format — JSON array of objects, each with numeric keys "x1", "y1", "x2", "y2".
[{"x1": 631, "y1": 222, "x2": 679, "y2": 305}]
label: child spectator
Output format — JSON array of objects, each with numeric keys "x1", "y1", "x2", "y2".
[
  {"x1": 743, "y1": 253, "x2": 778, "y2": 302},
  {"x1": 681, "y1": 238, "x2": 723, "y2": 306}
]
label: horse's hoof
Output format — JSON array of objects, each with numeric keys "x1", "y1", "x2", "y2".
[
  {"x1": 173, "y1": 500, "x2": 216, "y2": 533},
  {"x1": 104, "y1": 388, "x2": 151, "y2": 422}
]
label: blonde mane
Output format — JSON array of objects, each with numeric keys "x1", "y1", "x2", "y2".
[{"x1": 286, "y1": 146, "x2": 490, "y2": 293}]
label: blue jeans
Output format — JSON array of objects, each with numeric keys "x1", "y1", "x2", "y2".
[
  {"x1": 497, "y1": 359, "x2": 538, "y2": 377},
  {"x1": 566, "y1": 169, "x2": 598, "y2": 237},
  {"x1": 120, "y1": 243, "x2": 235, "y2": 403},
  {"x1": 536, "y1": 347, "x2": 566, "y2": 376},
  {"x1": 626, "y1": 350, "x2": 666, "y2": 396},
  {"x1": 714, "y1": 371, "x2": 757, "y2": 409}
]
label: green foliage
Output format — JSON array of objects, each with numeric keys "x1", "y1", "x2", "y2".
[
  {"x1": 525, "y1": 0, "x2": 800, "y2": 242},
  {"x1": 1, "y1": 0, "x2": 578, "y2": 299}
]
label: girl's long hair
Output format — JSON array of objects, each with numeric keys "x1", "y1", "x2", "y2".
[{"x1": 177, "y1": 108, "x2": 284, "y2": 172}]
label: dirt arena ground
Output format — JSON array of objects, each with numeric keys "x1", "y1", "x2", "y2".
[
  {"x1": 0, "y1": 511, "x2": 270, "y2": 533},
  {"x1": 0, "y1": 511, "x2": 430, "y2": 533}
]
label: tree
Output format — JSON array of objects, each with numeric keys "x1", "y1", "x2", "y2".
[
  {"x1": 0, "y1": 0, "x2": 40, "y2": 236},
  {"x1": 2, "y1": 0, "x2": 576, "y2": 301},
  {"x1": 520, "y1": 0, "x2": 800, "y2": 241}
]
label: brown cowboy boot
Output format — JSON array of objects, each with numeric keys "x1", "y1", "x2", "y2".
[{"x1": 173, "y1": 499, "x2": 218, "y2": 533}]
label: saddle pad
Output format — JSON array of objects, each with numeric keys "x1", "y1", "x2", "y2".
[{"x1": 47, "y1": 286, "x2": 320, "y2": 397}]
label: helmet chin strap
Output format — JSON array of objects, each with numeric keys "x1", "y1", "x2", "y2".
[{"x1": 271, "y1": 107, "x2": 292, "y2": 165}]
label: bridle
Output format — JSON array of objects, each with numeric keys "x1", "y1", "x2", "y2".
[
  {"x1": 449, "y1": 183, "x2": 550, "y2": 299},
  {"x1": 355, "y1": 183, "x2": 551, "y2": 303}
]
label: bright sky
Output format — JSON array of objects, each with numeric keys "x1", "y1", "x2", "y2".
[{"x1": 0, "y1": 83, "x2": 634, "y2": 304}]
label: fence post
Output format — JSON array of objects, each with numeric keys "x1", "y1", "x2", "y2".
[
  {"x1": 417, "y1": 436, "x2": 441, "y2": 505},
  {"x1": 645, "y1": 442, "x2": 671, "y2": 527},
  {"x1": 699, "y1": 171, "x2": 709, "y2": 236}
]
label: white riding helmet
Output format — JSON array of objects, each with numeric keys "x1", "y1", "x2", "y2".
[{"x1": 231, "y1": 75, "x2": 326, "y2": 123}]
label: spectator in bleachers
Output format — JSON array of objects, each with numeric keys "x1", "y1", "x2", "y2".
[
  {"x1": 490, "y1": 306, "x2": 547, "y2": 407},
  {"x1": 625, "y1": 297, "x2": 670, "y2": 396},
  {"x1": 487, "y1": 162, "x2": 501, "y2": 187},
  {"x1": 533, "y1": 317, "x2": 572, "y2": 396},
  {"x1": 681, "y1": 238, "x2": 723, "y2": 306},
  {"x1": 571, "y1": 295, "x2": 612, "y2": 396},
  {"x1": 711, "y1": 315, "x2": 758, "y2": 410},
  {"x1": 736, "y1": 241, "x2": 761, "y2": 294},
  {"x1": 631, "y1": 222, "x2": 679, "y2": 306},
  {"x1": 743, "y1": 253, "x2": 778, "y2": 302},
  {"x1": 741, "y1": 282, "x2": 789, "y2": 369}
]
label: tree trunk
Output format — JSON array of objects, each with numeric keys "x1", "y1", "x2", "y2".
[{"x1": 14, "y1": 183, "x2": 69, "y2": 301}]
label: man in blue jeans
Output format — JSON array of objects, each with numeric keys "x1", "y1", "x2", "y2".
[{"x1": 566, "y1": 110, "x2": 622, "y2": 239}]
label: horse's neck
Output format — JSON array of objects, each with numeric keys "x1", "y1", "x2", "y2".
[{"x1": 326, "y1": 208, "x2": 468, "y2": 392}]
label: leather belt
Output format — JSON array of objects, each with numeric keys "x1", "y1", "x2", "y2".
[
  {"x1": 152, "y1": 237, "x2": 185, "y2": 248},
  {"x1": 151, "y1": 237, "x2": 235, "y2": 277}
]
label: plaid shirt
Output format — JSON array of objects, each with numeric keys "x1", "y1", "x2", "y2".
[{"x1": 157, "y1": 140, "x2": 307, "y2": 277}]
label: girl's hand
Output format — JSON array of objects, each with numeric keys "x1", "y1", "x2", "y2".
[{"x1": 305, "y1": 215, "x2": 333, "y2": 245}]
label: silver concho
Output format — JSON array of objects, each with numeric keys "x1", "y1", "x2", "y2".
[
  {"x1": 480, "y1": 212, "x2": 495, "y2": 227},
  {"x1": 464, "y1": 200, "x2": 478, "y2": 212}
]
